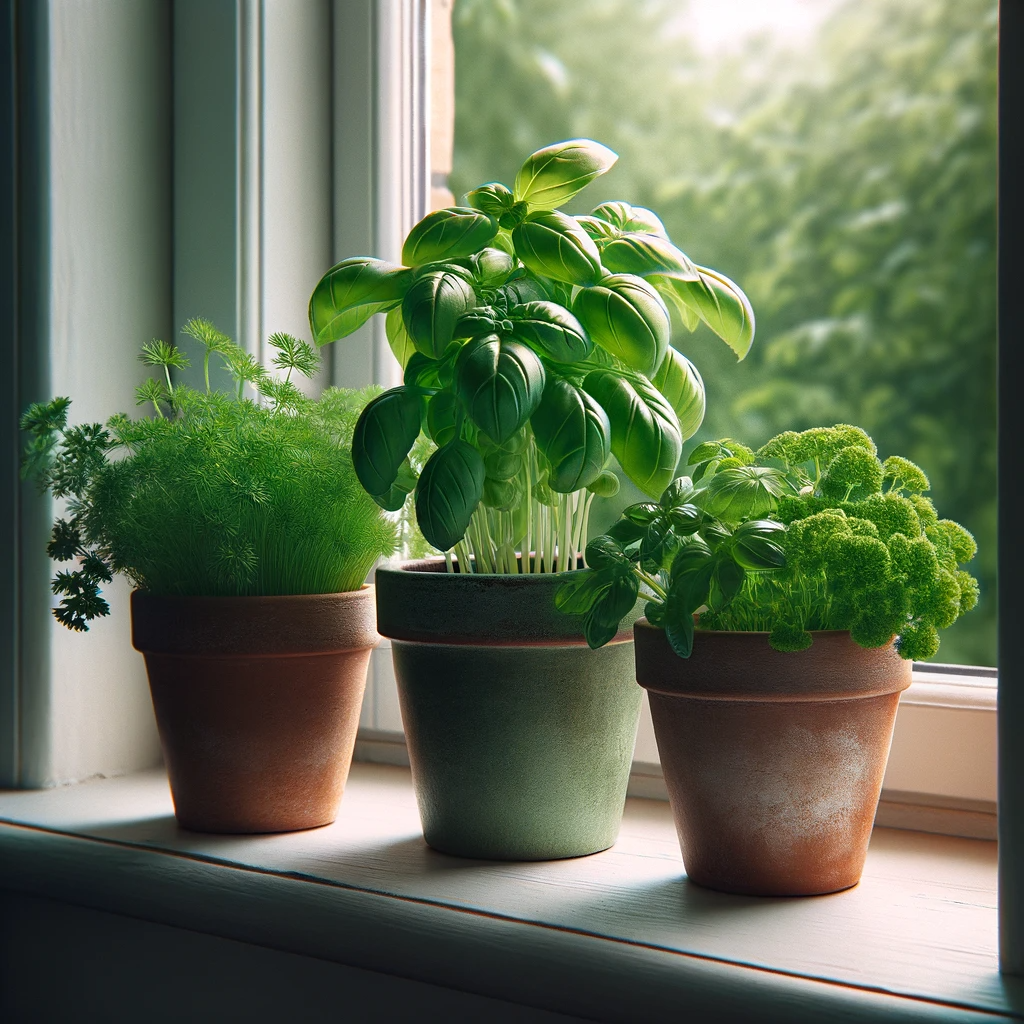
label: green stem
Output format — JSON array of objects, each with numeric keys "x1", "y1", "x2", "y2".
[
  {"x1": 636, "y1": 569, "x2": 668, "y2": 601},
  {"x1": 204, "y1": 350, "x2": 211, "y2": 393}
]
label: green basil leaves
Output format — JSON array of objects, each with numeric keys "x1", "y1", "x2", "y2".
[
  {"x1": 582, "y1": 370, "x2": 682, "y2": 498},
  {"x1": 513, "y1": 138, "x2": 618, "y2": 210},
  {"x1": 402, "y1": 207, "x2": 498, "y2": 266}
]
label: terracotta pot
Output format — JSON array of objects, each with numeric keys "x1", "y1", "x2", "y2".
[
  {"x1": 633, "y1": 620, "x2": 912, "y2": 896},
  {"x1": 375, "y1": 559, "x2": 642, "y2": 861},
  {"x1": 131, "y1": 588, "x2": 378, "y2": 834}
]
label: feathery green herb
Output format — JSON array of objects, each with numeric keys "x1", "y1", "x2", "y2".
[
  {"x1": 559, "y1": 424, "x2": 978, "y2": 659},
  {"x1": 22, "y1": 326, "x2": 397, "y2": 630}
]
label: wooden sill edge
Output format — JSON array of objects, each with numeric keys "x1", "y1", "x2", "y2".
[{"x1": 0, "y1": 816, "x2": 1013, "y2": 1024}]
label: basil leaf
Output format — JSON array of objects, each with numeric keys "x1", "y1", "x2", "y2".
[
  {"x1": 651, "y1": 348, "x2": 706, "y2": 441},
  {"x1": 648, "y1": 266, "x2": 755, "y2": 360},
  {"x1": 352, "y1": 387, "x2": 423, "y2": 497},
  {"x1": 508, "y1": 301, "x2": 593, "y2": 363},
  {"x1": 415, "y1": 440, "x2": 486, "y2": 551},
  {"x1": 585, "y1": 534, "x2": 632, "y2": 570},
  {"x1": 404, "y1": 352, "x2": 442, "y2": 391},
  {"x1": 554, "y1": 569, "x2": 608, "y2": 615},
  {"x1": 665, "y1": 561, "x2": 716, "y2": 658},
  {"x1": 426, "y1": 390, "x2": 459, "y2": 446},
  {"x1": 385, "y1": 306, "x2": 416, "y2": 369},
  {"x1": 713, "y1": 558, "x2": 747, "y2": 608},
  {"x1": 513, "y1": 139, "x2": 618, "y2": 210},
  {"x1": 575, "y1": 215, "x2": 620, "y2": 242},
  {"x1": 531, "y1": 376, "x2": 611, "y2": 493},
  {"x1": 582, "y1": 369, "x2": 683, "y2": 498},
  {"x1": 512, "y1": 211, "x2": 603, "y2": 286},
  {"x1": 402, "y1": 207, "x2": 497, "y2": 266},
  {"x1": 466, "y1": 183, "x2": 515, "y2": 218},
  {"x1": 731, "y1": 519, "x2": 788, "y2": 571},
  {"x1": 402, "y1": 270, "x2": 476, "y2": 359},
  {"x1": 454, "y1": 308, "x2": 500, "y2": 342},
  {"x1": 455, "y1": 335, "x2": 545, "y2": 445},
  {"x1": 590, "y1": 201, "x2": 668, "y2": 237},
  {"x1": 661, "y1": 476, "x2": 697, "y2": 508},
  {"x1": 640, "y1": 517, "x2": 680, "y2": 572},
  {"x1": 469, "y1": 247, "x2": 516, "y2": 287},
  {"x1": 371, "y1": 459, "x2": 418, "y2": 512},
  {"x1": 587, "y1": 470, "x2": 620, "y2": 497},
  {"x1": 698, "y1": 466, "x2": 788, "y2": 525},
  {"x1": 572, "y1": 274, "x2": 670, "y2": 377},
  {"x1": 599, "y1": 233, "x2": 696, "y2": 278},
  {"x1": 623, "y1": 502, "x2": 661, "y2": 525},
  {"x1": 309, "y1": 257, "x2": 412, "y2": 346},
  {"x1": 500, "y1": 274, "x2": 550, "y2": 306},
  {"x1": 484, "y1": 448, "x2": 523, "y2": 481}
]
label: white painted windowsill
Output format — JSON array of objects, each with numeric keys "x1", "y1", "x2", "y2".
[{"x1": 0, "y1": 763, "x2": 1016, "y2": 1022}]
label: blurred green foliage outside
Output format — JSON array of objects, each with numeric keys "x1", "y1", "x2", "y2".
[{"x1": 451, "y1": 0, "x2": 997, "y2": 665}]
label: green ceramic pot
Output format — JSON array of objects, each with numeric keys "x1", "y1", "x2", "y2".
[{"x1": 375, "y1": 559, "x2": 642, "y2": 861}]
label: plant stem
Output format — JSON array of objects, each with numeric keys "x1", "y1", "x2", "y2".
[{"x1": 636, "y1": 569, "x2": 668, "y2": 601}]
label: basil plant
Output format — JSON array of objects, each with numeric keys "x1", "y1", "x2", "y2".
[{"x1": 308, "y1": 139, "x2": 754, "y2": 573}]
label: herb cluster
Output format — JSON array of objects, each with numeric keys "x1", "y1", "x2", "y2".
[
  {"x1": 308, "y1": 139, "x2": 754, "y2": 573},
  {"x1": 22, "y1": 320, "x2": 397, "y2": 630},
  {"x1": 558, "y1": 424, "x2": 978, "y2": 660}
]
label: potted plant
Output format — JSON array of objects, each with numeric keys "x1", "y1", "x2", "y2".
[
  {"x1": 21, "y1": 321, "x2": 397, "y2": 834},
  {"x1": 306, "y1": 139, "x2": 754, "y2": 860},
  {"x1": 562, "y1": 424, "x2": 979, "y2": 893}
]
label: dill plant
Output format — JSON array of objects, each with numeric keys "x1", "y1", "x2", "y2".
[
  {"x1": 22, "y1": 320, "x2": 397, "y2": 630},
  {"x1": 558, "y1": 424, "x2": 978, "y2": 660}
]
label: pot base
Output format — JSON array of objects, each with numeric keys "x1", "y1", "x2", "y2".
[
  {"x1": 635, "y1": 623, "x2": 911, "y2": 896},
  {"x1": 392, "y1": 639, "x2": 641, "y2": 862}
]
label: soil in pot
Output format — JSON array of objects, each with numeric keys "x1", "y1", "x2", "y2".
[
  {"x1": 633, "y1": 621, "x2": 912, "y2": 896},
  {"x1": 131, "y1": 588, "x2": 378, "y2": 834},
  {"x1": 375, "y1": 558, "x2": 642, "y2": 861}
]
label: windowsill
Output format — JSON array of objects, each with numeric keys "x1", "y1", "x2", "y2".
[{"x1": 0, "y1": 763, "x2": 1016, "y2": 1021}]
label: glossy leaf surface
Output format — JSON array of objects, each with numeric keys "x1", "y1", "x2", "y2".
[
  {"x1": 466, "y1": 183, "x2": 515, "y2": 218},
  {"x1": 415, "y1": 440, "x2": 486, "y2": 551},
  {"x1": 469, "y1": 247, "x2": 516, "y2": 287},
  {"x1": 583, "y1": 370, "x2": 682, "y2": 498},
  {"x1": 426, "y1": 390, "x2": 459, "y2": 446},
  {"x1": 599, "y1": 233, "x2": 696, "y2": 278},
  {"x1": 512, "y1": 211, "x2": 603, "y2": 286},
  {"x1": 385, "y1": 306, "x2": 416, "y2": 369},
  {"x1": 572, "y1": 274, "x2": 670, "y2": 376},
  {"x1": 590, "y1": 201, "x2": 668, "y2": 238},
  {"x1": 531, "y1": 377, "x2": 611, "y2": 492},
  {"x1": 649, "y1": 266, "x2": 755, "y2": 360},
  {"x1": 401, "y1": 207, "x2": 497, "y2": 266},
  {"x1": 454, "y1": 335, "x2": 545, "y2": 444},
  {"x1": 402, "y1": 270, "x2": 476, "y2": 359},
  {"x1": 697, "y1": 465, "x2": 789, "y2": 524},
  {"x1": 309, "y1": 257, "x2": 412, "y2": 346},
  {"x1": 508, "y1": 301, "x2": 592, "y2": 363},
  {"x1": 651, "y1": 348, "x2": 706, "y2": 440},
  {"x1": 352, "y1": 387, "x2": 423, "y2": 497},
  {"x1": 513, "y1": 139, "x2": 618, "y2": 210}
]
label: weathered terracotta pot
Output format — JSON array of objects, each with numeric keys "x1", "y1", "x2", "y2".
[
  {"x1": 375, "y1": 559, "x2": 642, "y2": 861},
  {"x1": 633, "y1": 620, "x2": 912, "y2": 896},
  {"x1": 131, "y1": 589, "x2": 378, "y2": 834}
]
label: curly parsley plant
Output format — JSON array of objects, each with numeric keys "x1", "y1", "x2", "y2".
[
  {"x1": 22, "y1": 320, "x2": 397, "y2": 630},
  {"x1": 557, "y1": 424, "x2": 978, "y2": 660}
]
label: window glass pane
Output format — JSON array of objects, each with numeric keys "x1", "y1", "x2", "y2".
[{"x1": 450, "y1": 0, "x2": 997, "y2": 666}]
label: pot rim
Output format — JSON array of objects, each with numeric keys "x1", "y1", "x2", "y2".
[
  {"x1": 374, "y1": 558, "x2": 637, "y2": 646},
  {"x1": 633, "y1": 617, "x2": 912, "y2": 702},
  {"x1": 131, "y1": 585, "x2": 380, "y2": 657}
]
